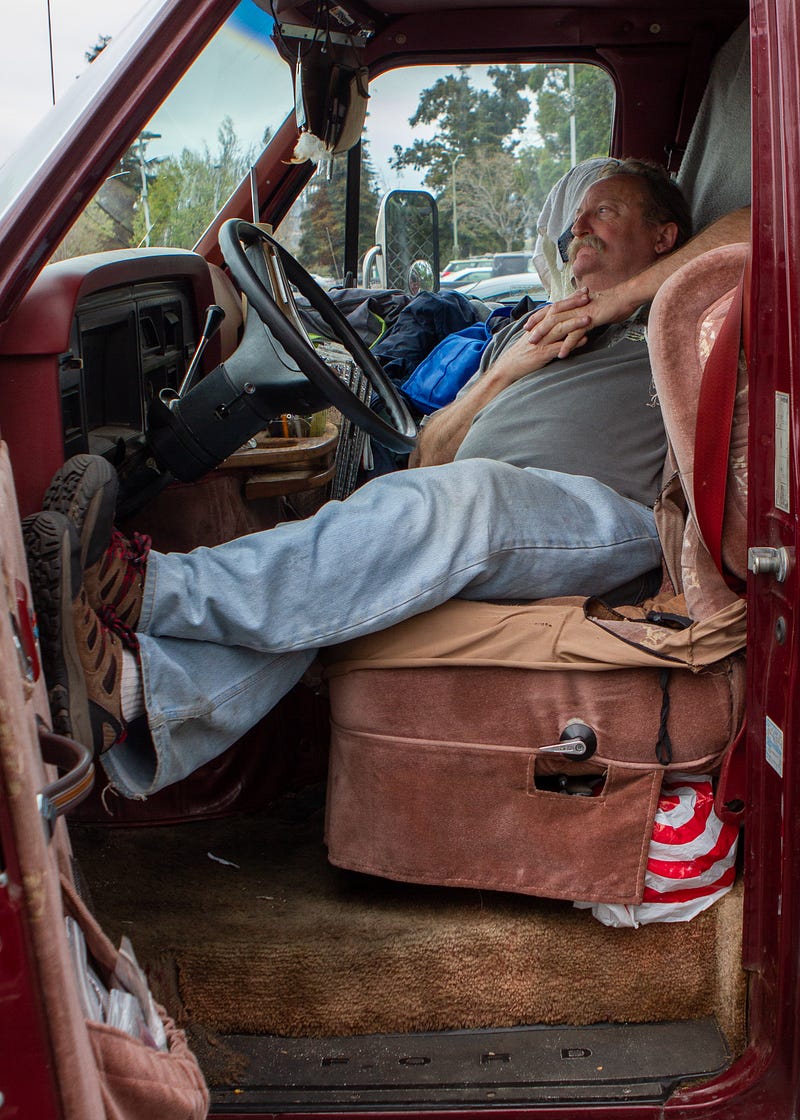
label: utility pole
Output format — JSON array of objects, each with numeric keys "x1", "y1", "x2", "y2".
[
  {"x1": 450, "y1": 152, "x2": 465, "y2": 255},
  {"x1": 568, "y1": 64, "x2": 577, "y2": 167},
  {"x1": 136, "y1": 131, "x2": 161, "y2": 247},
  {"x1": 45, "y1": 0, "x2": 56, "y2": 104}
]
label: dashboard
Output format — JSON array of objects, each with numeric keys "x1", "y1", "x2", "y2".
[{"x1": 0, "y1": 249, "x2": 242, "y2": 516}]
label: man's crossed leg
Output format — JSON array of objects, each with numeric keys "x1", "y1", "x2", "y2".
[{"x1": 23, "y1": 454, "x2": 661, "y2": 798}]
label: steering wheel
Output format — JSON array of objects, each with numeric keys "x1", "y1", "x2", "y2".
[{"x1": 218, "y1": 219, "x2": 417, "y2": 454}]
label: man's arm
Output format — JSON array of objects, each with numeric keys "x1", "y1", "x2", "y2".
[
  {"x1": 409, "y1": 329, "x2": 564, "y2": 468},
  {"x1": 527, "y1": 205, "x2": 751, "y2": 357}
]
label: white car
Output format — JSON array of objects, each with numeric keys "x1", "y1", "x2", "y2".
[
  {"x1": 461, "y1": 271, "x2": 548, "y2": 305},
  {"x1": 439, "y1": 265, "x2": 493, "y2": 289}
]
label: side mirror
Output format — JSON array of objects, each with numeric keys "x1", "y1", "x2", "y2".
[{"x1": 362, "y1": 189, "x2": 439, "y2": 293}]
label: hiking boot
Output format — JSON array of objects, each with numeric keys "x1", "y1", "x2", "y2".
[
  {"x1": 44, "y1": 454, "x2": 150, "y2": 641},
  {"x1": 23, "y1": 511, "x2": 127, "y2": 756},
  {"x1": 43, "y1": 453, "x2": 118, "y2": 567}
]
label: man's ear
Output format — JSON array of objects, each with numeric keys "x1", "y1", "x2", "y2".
[{"x1": 654, "y1": 222, "x2": 679, "y2": 255}]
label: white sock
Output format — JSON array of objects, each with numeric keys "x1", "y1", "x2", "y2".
[{"x1": 120, "y1": 649, "x2": 145, "y2": 722}]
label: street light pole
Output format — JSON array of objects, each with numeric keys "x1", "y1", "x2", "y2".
[
  {"x1": 450, "y1": 152, "x2": 465, "y2": 256},
  {"x1": 136, "y1": 131, "x2": 161, "y2": 248},
  {"x1": 568, "y1": 64, "x2": 577, "y2": 168}
]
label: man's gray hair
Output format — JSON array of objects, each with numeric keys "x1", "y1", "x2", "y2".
[{"x1": 598, "y1": 158, "x2": 693, "y2": 248}]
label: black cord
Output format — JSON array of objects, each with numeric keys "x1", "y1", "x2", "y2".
[
  {"x1": 655, "y1": 668, "x2": 673, "y2": 766},
  {"x1": 269, "y1": 0, "x2": 323, "y2": 61}
]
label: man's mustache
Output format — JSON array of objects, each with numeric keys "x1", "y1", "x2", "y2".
[{"x1": 568, "y1": 234, "x2": 605, "y2": 264}]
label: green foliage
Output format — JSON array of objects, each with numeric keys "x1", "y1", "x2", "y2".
[
  {"x1": 391, "y1": 66, "x2": 531, "y2": 192},
  {"x1": 297, "y1": 144, "x2": 381, "y2": 280},
  {"x1": 393, "y1": 63, "x2": 613, "y2": 259},
  {"x1": 85, "y1": 34, "x2": 111, "y2": 64},
  {"x1": 135, "y1": 118, "x2": 262, "y2": 249},
  {"x1": 526, "y1": 65, "x2": 615, "y2": 197}
]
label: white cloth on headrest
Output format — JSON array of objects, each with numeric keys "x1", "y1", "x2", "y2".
[
  {"x1": 533, "y1": 157, "x2": 618, "y2": 299},
  {"x1": 677, "y1": 20, "x2": 751, "y2": 231}
]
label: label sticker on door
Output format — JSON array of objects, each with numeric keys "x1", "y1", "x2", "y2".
[
  {"x1": 766, "y1": 715, "x2": 784, "y2": 777},
  {"x1": 775, "y1": 392, "x2": 790, "y2": 513}
]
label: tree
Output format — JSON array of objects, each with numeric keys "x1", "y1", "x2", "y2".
[
  {"x1": 526, "y1": 64, "x2": 614, "y2": 197},
  {"x1": 135, "y1": 118, "x2": 261, "y2": 248},
  {"x1": 454, "y1": 150, "x2": 540, "y2": 252},
  {"x1": 50, "y1": 200, "x2": 117, "y2": 262},
  {"x1": 85, "y1": 35, "x2": 111, "y2": 63},
  {"x1": 296, "y1": 142, "x2": 381, "y2": 280},
  {"x1": 389, "y1": 62, "x2": 614, "y2": 260},
  {"x1": 391, "y1": 66, "x2": 532, "y2": 192},
  {"x1": 79, "y1": 35, "x2": 154, "y2": 250}
]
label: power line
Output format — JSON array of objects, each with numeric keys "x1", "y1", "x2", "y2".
[{"x1": 45, "y1": 0, "x2": 56, "y2": 104}]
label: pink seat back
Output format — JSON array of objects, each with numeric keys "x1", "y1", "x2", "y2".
[{"x1": 648, "y1": 242, "x2": 749, "y2": 583}]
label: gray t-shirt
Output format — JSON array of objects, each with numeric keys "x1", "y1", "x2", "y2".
[{"x1": 453, "y1": 313, "x2": 666, "y2": 507}]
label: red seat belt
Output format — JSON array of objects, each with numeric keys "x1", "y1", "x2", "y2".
[{"x1": 692, "y1": 265, "x2": 747, "y2": 577}]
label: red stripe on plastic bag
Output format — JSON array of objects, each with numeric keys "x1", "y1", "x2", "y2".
[
  {"x1": 646, "y1": 824, "x2": 737, "y2": 879},
  {"x1": 651, "y1": 781, "x2": 714, "y2": 845},
  {"x1": 642, "y1": 863, "x2": 737, "y2": 904}
]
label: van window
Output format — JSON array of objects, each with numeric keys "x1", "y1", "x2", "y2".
[
  {"x1": 50, "y1": 0, "x2": 293, "y2": 261},
  {"x1": 279, "y1": 62, "x2": 615, "y2": 286},
  {"x1": 52, "y1": 36, "x2": 614, "y2": 272}
]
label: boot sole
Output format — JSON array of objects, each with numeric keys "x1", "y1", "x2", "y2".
[
  {"x1": 43, "y1": 454, "x2": 118, "y2": 569},
  {"x1": 22, "y1": 512, "x2": 92, "y2": 749}
]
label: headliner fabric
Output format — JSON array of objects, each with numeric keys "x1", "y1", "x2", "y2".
[{"x1": 533, "y1": 157, "x2": 616, "y2": 298}]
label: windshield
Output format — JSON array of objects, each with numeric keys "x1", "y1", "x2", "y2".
[
  {"x1": 278, "y1": 61, "x2": 615, "y2": 287},
  {"x1": 51, "y1": 0, "x2": 292, "y2": 260},
  {"x1": 45, "y1": 14, "x2": 614, "y2": 278}
]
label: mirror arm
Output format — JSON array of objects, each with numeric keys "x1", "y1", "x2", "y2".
[{"x1": 361, "y1": 245, "x2": 383, "y2": 288}]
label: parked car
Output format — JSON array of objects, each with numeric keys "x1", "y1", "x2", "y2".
[
  {"x1": 491, "y1": 250, "x2": 535, "y2": 276},
  {"x1": 439, "y1": 265, "x2": 493, "y2": 289},
  {"x1": 462, "y1": 271, "x2": 548, "y2": 305},
  {"x1": 440, "y1": 256, "x2": 492, "y2": 277}
]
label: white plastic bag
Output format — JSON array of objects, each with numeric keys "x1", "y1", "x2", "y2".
[{"x1": 574, "y1": 773, "x2": 738, "y2": 928}]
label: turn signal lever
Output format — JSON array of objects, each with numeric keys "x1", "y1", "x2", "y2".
[{"x1": 175, "y1": 304, "x2": 227, "y2": 401}]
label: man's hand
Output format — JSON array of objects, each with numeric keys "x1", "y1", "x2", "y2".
[
  {"x1": 524, "y1": 286, "x2": 637, "y2": 357},
  {"x1": 488, "y1": 324, "x2": 566, "y2": 385},
  {"x1": 410, "y1": 326, "x2": 563, "y2": 469},
  {"x1": 525, "y1": 205, "x2": 753, "y2": 359}
]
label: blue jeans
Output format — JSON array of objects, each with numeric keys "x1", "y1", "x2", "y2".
[{"x1": 101, "y1": 459, "x2": 661, "y2": 797}]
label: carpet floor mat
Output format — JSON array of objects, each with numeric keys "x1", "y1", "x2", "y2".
[{"x1": 70, "y1": 787, "x2": 746, "y2": 1050}]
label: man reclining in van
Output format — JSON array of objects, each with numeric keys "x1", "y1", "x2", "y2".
[{"x1": 27, "y1": 159, "x2": 704, "y2": 799}]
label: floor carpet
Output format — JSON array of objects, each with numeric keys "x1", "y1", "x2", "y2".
[{"x1": 71, "y1": 787, "x2": 747, "y2": 1051}]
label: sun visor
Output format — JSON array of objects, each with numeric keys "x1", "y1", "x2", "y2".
[{"x1": 276, "y1": 28, "x2": 370, "y2": 166}]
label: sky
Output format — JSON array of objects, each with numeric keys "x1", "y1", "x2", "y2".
[
  {"x1": 0, "y1": 0, "x2": 522, "y2": 197},
  {"x1": 0, "y1": 0, "x2": 433, "y2": 185},
  {"x1": 0, "y1": 0, "x2": 147, "y2": 168}
]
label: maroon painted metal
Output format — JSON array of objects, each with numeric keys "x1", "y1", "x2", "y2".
[
  {"x1": 0, "y1": 804, "x2": 61, "y2": 1118},
  {"x1": 0, "y1": 0, "x2": 797, "y2": 1114}
]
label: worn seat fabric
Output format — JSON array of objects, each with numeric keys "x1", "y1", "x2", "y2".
[{"x1": 323, "y1": 244, "x2": 749, "y2": 905}]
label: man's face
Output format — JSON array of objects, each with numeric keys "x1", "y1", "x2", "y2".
[{"x1": 569, "y1": 175, "x2": 677, "y2": 290}]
